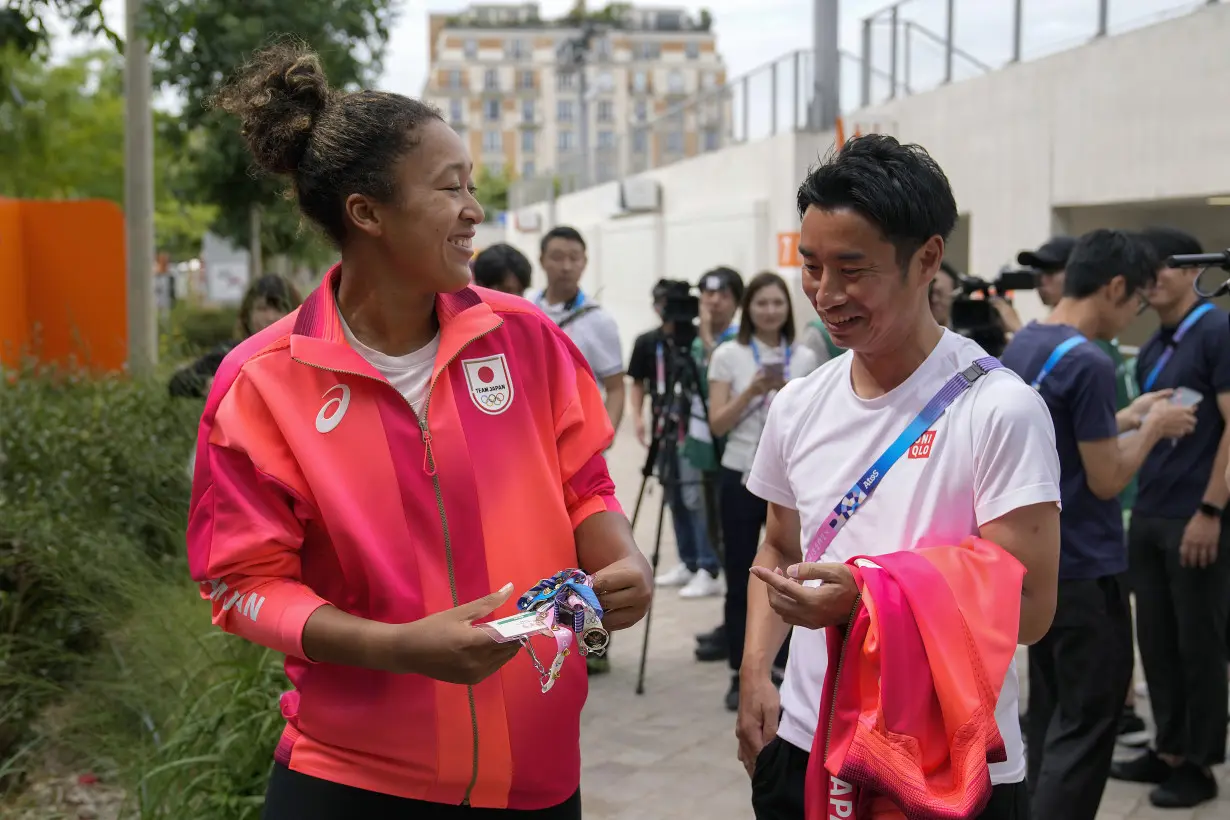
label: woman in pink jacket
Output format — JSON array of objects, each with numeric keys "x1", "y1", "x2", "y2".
[{"x1": 187, "y1": 42, "x2": 652, "y2": 819}]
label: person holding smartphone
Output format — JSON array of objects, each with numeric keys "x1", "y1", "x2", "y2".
[{"x1": 706, "y1": 272, "x2": 820, "y2": 711}]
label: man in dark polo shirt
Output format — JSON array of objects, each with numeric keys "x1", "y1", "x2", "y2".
[
  {"x1": 1111, "y1": 227, "x2": 1230, "y2": 809},
  {"x1": 1001, "y1": 229, "x2": 1198, "y2": 819}
]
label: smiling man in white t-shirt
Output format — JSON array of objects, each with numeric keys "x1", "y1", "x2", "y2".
[{"x1": 735, "y1": 135, "x2": 1062, "y2": 820}]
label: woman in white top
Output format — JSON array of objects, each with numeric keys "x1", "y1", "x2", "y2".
[{"x1": 706, "y1": 271, "x2": 820, "y2": 711}]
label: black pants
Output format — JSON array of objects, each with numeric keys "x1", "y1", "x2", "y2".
[
  {"x1": 1026, "y1": 575, "x2": 1133, "y2": 820},
  {"x1": 262, "y1": 763, "x2": 582, "y2": 819},
  {"x1": 751, "y1": 736, "x2": 1029, "y2": 819},
  {"x1": 720, "y1": 467, "x2": 788, "y2": 673},
  {"x1": 1128, "y1": 515, "x2": 1230, "y2": 766}
]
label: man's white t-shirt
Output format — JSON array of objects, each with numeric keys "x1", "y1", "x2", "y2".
[
  {"x1": 537, "y1": 294, "x2": 624, "y2": 382},
  {"x1": 745, "y1": 330, "x2": 1060, "y2": 785},
  {"x1": 707, "y1": 340, "x2": 820, "y2": 474},
  {"x1": 339, "y1": 310, "x2": 440, "y2": 418}
]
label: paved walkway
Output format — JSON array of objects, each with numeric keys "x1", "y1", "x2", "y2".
[{"x1": 581, "y1": 431, "x2": 1230, "y2": 819}]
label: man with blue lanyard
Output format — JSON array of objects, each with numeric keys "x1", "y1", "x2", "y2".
[
  {"x1": 1000, "y1": 229, "x2": 1197, "y2": 820},
  {"x1": 1112, "y1": 228, "x2": 1230, "y2": 809},
  {"x1": 737, "y1": 135, "x2": 1063, "y2": 820},
  {"x1": 536, "y1": 225, "x2": 625, "y2": 674},
  {"x1": 535, "y1": 225, "x2": 625, "y2": 436}
]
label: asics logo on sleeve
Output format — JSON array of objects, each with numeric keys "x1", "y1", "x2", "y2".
[{"x1": 316, "y1": 384, "x2": 351, "y2": 433}]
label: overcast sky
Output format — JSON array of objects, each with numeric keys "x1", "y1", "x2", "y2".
[{"x1": 62, "y1": 0, "x2": 1205, "y2": 111}]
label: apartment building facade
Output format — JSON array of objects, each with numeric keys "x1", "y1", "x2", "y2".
[{"x1": 422, "y1": 3, "x2": 727, "y2": 185}]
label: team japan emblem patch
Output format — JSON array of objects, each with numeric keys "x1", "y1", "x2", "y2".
[{"x1": 462, "y1": 354, "x2": 515, "y2": 415}]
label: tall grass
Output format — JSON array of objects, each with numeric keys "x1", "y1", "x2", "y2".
[{"x1": 0, "y1": 354, "x2": 287, "y2": 819}]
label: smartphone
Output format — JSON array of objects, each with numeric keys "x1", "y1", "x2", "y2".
[
  {"x1": 1172, "y1": 386, "x2": 1203, "y2": 408},
  {"x1": 763, "y1": 363, "x2": 785, "y2": 381}
]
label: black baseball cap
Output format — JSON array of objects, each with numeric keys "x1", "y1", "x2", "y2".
[
  {"x1": 698, "y1": 267, "x2": 745, "y2": 302},
  {"x1": 1017, "y1": 237, "x2": 1076, "y2": 272}
]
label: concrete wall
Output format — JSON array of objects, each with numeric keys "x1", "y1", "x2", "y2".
[{"x1": 506, "y1": 2, "x2": 1230, "y2": 357}]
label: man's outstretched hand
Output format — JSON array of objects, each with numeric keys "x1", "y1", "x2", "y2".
[{"x1": 748, "y1": 563, "x2": 859, "y2": 631}]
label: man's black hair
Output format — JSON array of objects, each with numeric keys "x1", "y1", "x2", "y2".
[
  {"x1": 796, "y1": 134, "x2": 958, "y2": 270},
  {"x1": 1137, "y1": 226, "x2": 1203, "y2": 268},
  {"x1": 473, "y1": 243, "x2": 532, "y2": 291},
  {"x1": 700, "y1": 265, "x2": 745, "y2": 303},
  {"x1": 1063, "y1": 229, "x2": 1158, "y2": 300},
  {"x1": 541, "y1": 225, "x2": 586, "y2": 255}
]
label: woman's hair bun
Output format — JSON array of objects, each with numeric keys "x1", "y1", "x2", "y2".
[{"x1": 213, "y1": 40, "x2": 331, "y2": 176}]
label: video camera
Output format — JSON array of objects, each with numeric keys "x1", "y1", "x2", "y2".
[
  {"x1": 654, "y1": 279, "x2": 701, "y2": 348},
  {"x1": 1168, "y1": 250, "x2": 1230, "y2": 299},
  {"x1": 948, "y1": 265, "x2": 1038, "y2": 357}
]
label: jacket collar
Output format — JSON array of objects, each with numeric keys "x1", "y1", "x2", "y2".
[{"x1": 290, "y1": 263, "x2": 502, "y2": 382}]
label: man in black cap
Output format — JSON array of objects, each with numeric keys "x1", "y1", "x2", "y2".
[{"x1": 1019, "y1": 236, "x2": 1078, "y2": 310}]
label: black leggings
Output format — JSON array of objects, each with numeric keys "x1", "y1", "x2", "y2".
[
  {"x1": 262, "y1": 763, "x2": 583, "y2": 819},
  {"x1": 721, "y1": 467, "x2": 789, "y2": 674}
]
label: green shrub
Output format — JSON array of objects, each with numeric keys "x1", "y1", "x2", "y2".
[
  {"x1": 0, "y1": 362, "x2": 297, "y2": 819},
  {"x1": 163, "y1": 302, "x2": 239, "y2": 359}
]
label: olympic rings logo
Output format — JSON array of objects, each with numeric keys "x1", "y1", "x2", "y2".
[{"x1": 479, "y1": 393, "x2": 506, "y2": 407}]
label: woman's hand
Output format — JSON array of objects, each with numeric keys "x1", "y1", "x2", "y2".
[
  {"x1": 745, "y1": 369, "x2": 774, "y2": 397},
  {"x1": 591, "y1": 557, "x2": 653, "y2": 631}
]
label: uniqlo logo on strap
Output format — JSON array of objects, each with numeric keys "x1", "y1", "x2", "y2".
[{"x1": 909, "y1": 430, "x2": 936, "y2": 459}]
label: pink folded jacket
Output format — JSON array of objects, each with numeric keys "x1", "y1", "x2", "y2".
[{"x1": 807, "y1": 537, "x2": 1025, "y2": 820}]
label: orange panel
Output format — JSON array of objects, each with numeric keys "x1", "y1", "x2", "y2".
[
  {"x1": 0, "y1": 198, "x2": 29, "y2": 367},
  {"x1": 22, "y1": 199, "x2": 127, "y2": 372}
]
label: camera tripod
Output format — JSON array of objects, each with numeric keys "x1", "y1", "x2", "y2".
[{"x1": 625, "y1": 336, "x2": 721, "y2": 695}]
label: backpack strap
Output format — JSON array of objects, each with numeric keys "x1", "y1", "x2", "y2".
[{"x1": 557, "y1": 303, "x2": 601, "y2": 330}]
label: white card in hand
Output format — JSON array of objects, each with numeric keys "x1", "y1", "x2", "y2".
[{"x1": 475, "y1": 610, "x2": 554, "y2": 643}]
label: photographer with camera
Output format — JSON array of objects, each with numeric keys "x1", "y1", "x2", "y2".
[
  {"x1": 628, "y1": 280, "x2": 723, "y2": 599},
  {"x1": 1001, "y1": 229, "x2": 1197, "y2": 820}
]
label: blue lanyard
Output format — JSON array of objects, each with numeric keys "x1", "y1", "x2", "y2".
[
  {"x1": 749, "y1": 337, "x2": 791, "y2": 381},
  {"x1": 716, "y1": 326, "x2": 737, "y2": 344},
  {"x1": 804, "y1": 357, "x2": 1001, "y2": 563},
  {"x1": 1031, "y1": 334, "x2": 1087, "y2": 390},
  {"x1": 654, "y1": 340, "x2": 666, "y2": 395},
  {"x1": 1142, "y1": 302, "x2": 1215, "y2": 391},
  {"x1": 536, "y1": 289, "x2": 586, "y2": 314}
]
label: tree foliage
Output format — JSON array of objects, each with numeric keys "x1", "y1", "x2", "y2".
[
  {"x1": 145, "y1": 0, "x2": 399, "y2": 264},
  {"x1": 0, "y1": 47, "x2": 214, "y2": 260},
  {"x1": 475, "y1": 165, "x2": 512, "y2": 214},
  {"x1": 1, "y1": 1, "x2": 116, "y2": 54}
]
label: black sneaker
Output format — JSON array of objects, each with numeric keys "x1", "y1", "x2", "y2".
[
  {"x1": 725, "y1": 675, "x2": 740, "y2": 712},
  {"x1": 696, "y1": 624, "x2": 725, "y2": 645},
  {"x1": 1109, "y1": 749, "x2": 1171, "y2": 784},
  {"x1": 1149, "y1": 763, "x2": 1218, "y2": 808},
  {"x1": 694, "y1": 628, "x2": 728, "y2": 662},
  {"x1": 1117, "y1": 707, "x2": 1150, "y2": 748}
]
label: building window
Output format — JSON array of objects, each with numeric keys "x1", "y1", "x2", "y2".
[
  {"x1": 519, "y1": 70, "x2": 535, "y2": 90},
  {"x1": 507, "y1": 39, "x2": 527, "y2": 60},
  {"x1": 557, "y1": 100, "x2": 574, "y2": 122},
  {"x1": 597, "y1": 100, "x2": 614, "y2": 122},
  {"x1": 634, "y1": 42, "x2": 660, "y2": 61},
  {"x1": 597, "y1": 130, "x2": 615, "y2": 149},
  {"x1": 666, "y1": 131, "x2": 683, "y2": 154},
  {"x1": 450, "y1": 99, "x2": 464, "y2": 124},
  {"x1": 522, "y1": 99, "x2": 535, "y2": 123},
  {"x1": 484, "y1": 69, "x2": 499, "y2": 91},
  {"x1": 702, "y1": 71, "x2": 718, "y2": 91},
  {"x1": 448, "y1": 70, "x2": 463, "y2": 89},
  {"x1": 485, "y1": 99, "x2": 500, "y2": 121},
  {"x1": 635, "y1": 99, "x2": 648, "y2": 121},
  {"x1": 703, "y1": 129, "x2": 720, "y2": 152},
  {"x1": 558, "y1": 130, "x2": 574, "y2": 152},
  {"x1": 522, "y1": 160, "x2": 535, "y2": 177},
  {"x1": 595, "y1": 37, "x2": 612, "y2": 60},
  {"x1": 557, "y1": 71, "x2": 576, "y2": 91},
  {"x1": 521, "y1": 130, "x2": 535, "y2": 152},
  {"x1": 633, "y1": 129, "x2": 648, "y2": 153},
  {"x1": 632, "y1": 71, "x2": 647, "y2": 93},
  {"x1": 483, "y1": 130, "x2": 502, "y2": 153},
  {"x1": 667, "y1": 70, "x2": 684, "y2": 94},
  {"x1": 686, "y1": 42, "x2": 700, "y2": 60},
  {"x1": 464, "y1": 39, "x2": 477, "y2": 58}
]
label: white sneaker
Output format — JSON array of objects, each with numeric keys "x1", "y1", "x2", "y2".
[
  {"x1": 655, "y1": 564, "x2": 695, "y2": 587},
  {"x1": 680, "y1": 571, "x2": 723, "y2": 599}
]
